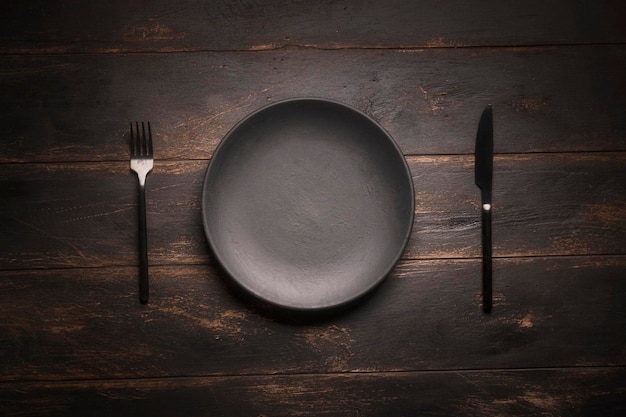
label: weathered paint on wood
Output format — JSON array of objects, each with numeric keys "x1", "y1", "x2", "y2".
[
  {"x1": 1, "y1": 257, "x2": 625, "y2": 381},
  {"x1": 2, "y1": 46, "x2": 626, "y2": 163},
  {"x1": 1, "y1": 0, "x2": 626, "y2": 53},
  {"x1": 2, "y1": 154, "x2": 624, "y2": 270},
  {"x1": 2, "y1": 1, "x2": 626, "y2": 414},
  {"x1": 1, "y1": 368, "x2": 624, "y2": 416}
]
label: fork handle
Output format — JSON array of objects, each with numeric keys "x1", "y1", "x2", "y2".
[{"x1": 138, "y1": 184, "x2": 149, "y2": 304}]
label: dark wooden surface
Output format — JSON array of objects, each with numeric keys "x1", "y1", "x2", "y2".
[{"x1": 1, "y1": 1, "x2": 625, "y2": 415}]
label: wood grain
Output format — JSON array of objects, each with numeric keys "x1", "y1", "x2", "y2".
[
  {"x1": 2, "y1": 1, "x2": 625, "y2": 415},
  {"x1": 2, "y1": 46, "x2": 626, "y2": 163},
  {"x1": 1, "y1": 257, "x2": 624, "y2": 381},
  {"x1": 2, "y1": 0, "x2": 626, "y2": 53},
  {"x1": 2, "y1": 154, "x2": 624, "y2": 270},
  {"x1": 1, "y1": 368, "x2": 624, "y2": 416}
]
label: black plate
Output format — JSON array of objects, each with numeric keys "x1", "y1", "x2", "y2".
[{"x1": 202, "y1": 98, "x2": 414, "y2": 311}]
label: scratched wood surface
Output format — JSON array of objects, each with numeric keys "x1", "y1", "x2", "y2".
[
  {"x1": 2, "y1": 155, "x2": 625, "y2": 269},
  {"x1": 1, "y1": 369, "x2": 624, "y2": 416},
  {"x1": 1, "y1": 0, "x2": 626, "y2": 53},
  {"x1": 2, "y1": 46, "x2": 626, "y2": 164},
  {"x1": 1, "y1": 1, "x2": 625, "y2": 415},
  {"x1": 1, "y1": 258, "x2": 625, "y2": 381}
]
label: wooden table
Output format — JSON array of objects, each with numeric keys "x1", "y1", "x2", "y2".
[{"x1": 1, "y1": 1, "x2": 625, "y2": 415}]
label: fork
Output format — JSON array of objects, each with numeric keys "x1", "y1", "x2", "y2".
[{"x1": 130, "y1": 121, "x2": 153, "y2": 304}]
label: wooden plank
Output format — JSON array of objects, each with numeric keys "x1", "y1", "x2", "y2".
[
  {"x1": 1, "y1": 256, "x2": 624, "y2": 381},
  {"x1": 410, "y1": 153, "x2": 626, "y2": 260},
  {"x1": 0, "y1": 368, "x2": 624, "y2": 416},
  {"x1": 1, "y1": 154, "x2": 624, "y2": 270},
  {"x1": 2, "y1": 46, "x2": 626, "y2": 163},
  {"x1": 2, "y1": 0, "x2": 626, "y2": 53},
  {"x1": 0, "y1": 161, "x2": 208, "y2": 270}
]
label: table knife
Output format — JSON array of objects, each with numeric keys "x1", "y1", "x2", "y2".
[{"x1": 475, "y1": 105, "x2": 493, "y2": 313}]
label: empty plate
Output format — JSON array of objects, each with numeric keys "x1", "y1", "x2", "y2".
[{"x1": 202, "y1": 98, "x2": 414, "y2": 311}]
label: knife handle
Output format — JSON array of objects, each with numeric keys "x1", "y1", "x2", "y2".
[{"x1": 481, "y1": 204, "x2": 492, "y2": 313}]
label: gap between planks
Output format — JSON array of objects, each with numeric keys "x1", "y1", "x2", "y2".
[
  {"x1": 2, "y1": 41, "x2": 626, "y2": 56},
  {"x1": 1, "y1": 365, "x2": 624, "y2": 387}
]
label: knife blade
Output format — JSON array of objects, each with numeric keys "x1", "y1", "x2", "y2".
[{"x1": 475, "y1": 104, "x2": 493, "y2": 313}]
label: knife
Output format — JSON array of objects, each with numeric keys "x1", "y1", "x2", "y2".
[{"x1": 475, "y1": 105, "x2": 493, "y2": 313}]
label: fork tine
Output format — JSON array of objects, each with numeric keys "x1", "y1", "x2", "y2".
[
  {"x1": 147, "y1": 122, "x2": 153, "y2": 156},
  {"x1": 138, "y1": 122, "x2": 144, "y2": 156},
  {"x1": 130, "y1": 122, "x2": 136, "y2": 156},
  {"x1": 130, "y1": 121, "x2": 153, "y2": 157},
  {"x1": 135, "y1": 122, "x2": 140, "y2": 155},
  {"x1": 136, "y1": 121, "x2": 142, "y2": 156}
]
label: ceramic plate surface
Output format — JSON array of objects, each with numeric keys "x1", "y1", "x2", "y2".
[{"x1": 202, "y1": 98, "x2": 414, "y2": 310}]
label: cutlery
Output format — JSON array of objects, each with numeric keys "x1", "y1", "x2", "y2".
[
  {"x1": 475, "y1": 105, "x2": 493, "y2": 313},
  {"x1": 130, "y1": 121, "x2": 153, "y2": 304}
]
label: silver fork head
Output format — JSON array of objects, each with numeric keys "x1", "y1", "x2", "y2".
[
  {"x1": 130, "y1": 121, "x2": 154, "y2": 186},
  {"x1": 130, "y1": 121, "x2": 153, "y2": 158}
]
